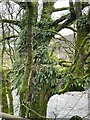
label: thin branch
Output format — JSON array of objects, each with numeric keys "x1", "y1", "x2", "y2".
[
  {"x1": 52, "y1": 7, "x2": 69, "y2": 12},
  {"x1": 56, "y1": 18, "x2": 75, "y2": 32},
  {"x1": 66, "y1": 26, "x2": 77, "y2": 32},
  {"x1": 47, "y1": 29, "x2": 77, "y2": 50},
  {"x1": 22, "y1": 103, "x2": 46, "y2": 118},
  {"x1": 13, "y1": 2, "x2": 26, "y2": 9},
  {"x1": 84, "y1": 51, "x2": 90, "y2": 61},
  {"x1": 62, "y1": 45, "x2": 74, "y2": 55},
  {"x1": 0, "y1": 35, "x2": 18, "y2": 42},
  {"x1": 9, "y1": 24, "x2": 20, "y2": 34},
  {"x1": 55, "y1": 7, "x2": 76, "y2": 32},
  {"x1": 0, "y1": 18, "x2": 20, "y2": 26},
  {"x1": 51, "y1": 14, "x2": 69, "y2": 27},
  {"x1": 57, "y1": 37, "x2": 76, "y2": 50}
]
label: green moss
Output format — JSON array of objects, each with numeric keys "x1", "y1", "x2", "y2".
[{"x1": 1, "y1": 70, "x2": 8, "y2": 113}]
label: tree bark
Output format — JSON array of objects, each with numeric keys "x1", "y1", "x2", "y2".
[
  {"x1": 1, "y1": 22, "x2": 8, "y2": 114},
  {"x1": 75, "y1": 0, "x2": 88, "y2": 77},
  {"x1": 19, "y1": 2, "x2": 34, "y2": 118}
]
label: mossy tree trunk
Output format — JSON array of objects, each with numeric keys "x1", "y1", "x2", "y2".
[
  {"x1": 75, "y1": 30, "x2": 88, "y2": 77},
  {"x1": 1, "y1": 23, "x2": 8, "y2": 113},
  {"x1": 30, "y1": 81, "x2": 51, "y2": 119},
  {"x1": 19, "y1": 2, "x2": 34, "y2": 118},
  {"x1": 24, "y1": 2, "x2": 54, "y2": 118},
  {"x1": 39, "y1": 83, "x2": 50, "y2": 117},
  {"x1": 29, "y1": 2, "x2": 54, "y2": 118},
  {"x1": 2, "y1": 71, "x2": 8, "y2": 113},
  {"x1": 75, "y1": 1, "x2": 89, "y2": 78}
]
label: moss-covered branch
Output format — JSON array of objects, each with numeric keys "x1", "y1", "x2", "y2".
[
  {"x1": 0, "y1": 35, "x2": 18, "y2": 42},
  {"x1": 19, "y1": 2, "x2": 34, "y2": 118},
  {"x1": 51, "y1": 14, "x2": 69, "y2": 27},
  {"x1": 52, "y1": 7, "x2": 69, "y2": 12},
  {"x1": 70, "y1": 36, "x2": 90, "y2": 72},
  {"x1": 20, "y1": 2, "x2": 34, "y2": 94},
  {"x1": 58, "y1": 77, "x2": 74, "y2": 94},
  {"x1": 58, "y1": 36, "x2": 90, "y2": 94},
  {"x1": 0, "y1": 19, "x2": 20, "y2": 26},
  {"x1": 66, "y1": 26, "x2": 77, "y2": 32},
  {"x1": 54, "y1": 1, "x2": 76, "y2": 32},
  {"x1": 56, "y1": 17, "x2": 75, "y2": 32}
]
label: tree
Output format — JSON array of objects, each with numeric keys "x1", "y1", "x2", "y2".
[
  {"x1": 0, "y1": 0, "x2": 90, "y2": 119},
  {"x1": 58, "y1": 1, "x2": 90, "y2": 94},
  {"x1": 19, "y1": 2, "x2": 34, "y2": 117}
]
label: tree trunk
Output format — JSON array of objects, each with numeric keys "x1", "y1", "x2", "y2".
[
  {"x1": 39, "y1": 85, "x2": 50, "y2": 118},
  {"x1": 75, "y1": 1, "x2": 82, "y2": 18},
  {"x1": 19, "y1": 2, "x2": 34, "y2": 118},
  {"x1": 2, "y1": 73, "x2": 8, "y2": 113},
  {"x1": 29, "y1": 84, "x2": 50, "y2": 119},
  {"x1": 1, "y1": 22, "x2": 8, "y2": 114},
  {"x1": 75, "y1": 0, "x2": 88, "y2": 78}
]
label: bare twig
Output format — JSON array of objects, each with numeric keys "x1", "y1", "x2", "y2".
[
  {"x1": 0, "y1": 35, "x2": 18, "y2": 42},
  {"x1": 22, "y1": 103, "x2": 46, "y2": 118}
]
